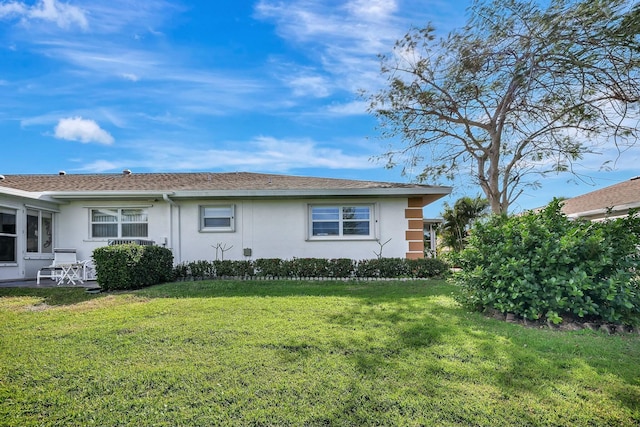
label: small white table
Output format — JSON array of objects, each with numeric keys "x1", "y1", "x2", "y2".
[{"x1": 56, "y1": 263, "x2": 85, "y2": 286}]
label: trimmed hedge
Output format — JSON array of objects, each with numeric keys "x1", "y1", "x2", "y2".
[
  {"x1": 93, "y1": 244, "x2": 174, "y2": 291},
  {"x1": 173, "y1": 257, "x2": 450, "y2": 281}
]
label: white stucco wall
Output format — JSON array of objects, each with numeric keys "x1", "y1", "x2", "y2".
[
  {"x1": 54, "y1": 200, "x2": 169, "y2": 261},
  {"x1": 51, "y1": 197, "x2": 412, "y2": 265},
  {"x1": 0, "y1": 194, "x2": 60, "y2": 281},
  {"x1": 174, "y1": 198, "x2": 409, "y2": 262}
]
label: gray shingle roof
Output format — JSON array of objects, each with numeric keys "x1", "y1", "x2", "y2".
[
  {"x1": 561, "y1": 177, "x2": 640, "y2": 217},
  {"x1": 0, "y1": 171, "x2": 446, "y2": 193}
]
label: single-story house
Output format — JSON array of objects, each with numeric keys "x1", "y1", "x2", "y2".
[
  {"x1": 0, "y1": 171, "x2": 451, "y2": 282},
  {"x1": 561, "y1": 176, "x2": 640, "y2": 220}
]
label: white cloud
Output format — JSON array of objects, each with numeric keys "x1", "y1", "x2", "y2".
[
  {"x1": 32, "y1": 41, "x2": 265, "y2": 113},
  {"x1": 253, "y1": 0, "x2": 408, "y2": 96},
  {"x1": 0, "y1": 2, "x2": 27, "y2": 17},
  {"x1": 80, "y1": 1, "x2": 181, "y2": 35},
  {"x1": 54, "y1": 117, "x2": 114, "y2": 145},
  {"x1": 324, "y1": 100, "x2": 368, "y2": 116},
  {"x1": 346, "y1": 0, "x2": 398, "y2": 20},
  {"x1": 0, "y1": 0, "x2": 88, "y2": 29},
  {"x1": 251, "y1": 136, "x2": 373, "y2": 169},
  {"x1": 20, "y1": 112, "x2": 67, "y2": 127},
  {"x1": 31, "y1": 0, "x2": 88, "y2": 29},
  {"x1": 120, "y1": 73, "x2": 139, "y2": 82},
  {"x1": 80, "y1": 159, "x2": 119, "y2": 172},
  {"x1": 77, "y1": 136, "x2": 378, "y2": 173},
  {"x1": 254, "y1": 0, "x2": 466, "y2": 98},
  {"x1": 287, "y1": 74, "x2": 332, "y2": 98}
]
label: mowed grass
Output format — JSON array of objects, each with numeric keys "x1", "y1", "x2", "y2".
[{"x1": 0, "y1": 280, "x2": 639, "y2": 426}]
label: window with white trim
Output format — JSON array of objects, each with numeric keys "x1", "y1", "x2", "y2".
[
  {"x1": 200, "y1": 205, "x2": 235, "y2": 232},
  {"x1": 90, "y1": 208, "x2": 148, "y2": 239},
  {"x1": 310, "y1": 205, "x2": 373, "y2": 238},
  {"x1": 27, "y1": 209, "x2": 53, "y2": 253},
  {"x1": 0, "y1": 208, "x2": 17, "y2": 262}
]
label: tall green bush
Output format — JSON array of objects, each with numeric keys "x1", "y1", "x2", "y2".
[
  {"x1": 455, "y1": 200, "x2": 640, "y2": 325},
  {"x1": 93, "y1": 244, "x2": 174, "y2": 291}
]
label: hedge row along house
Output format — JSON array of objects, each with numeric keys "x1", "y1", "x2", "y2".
[{"x1": 0, "y1": 171, "x2": 452, "y2": 282}]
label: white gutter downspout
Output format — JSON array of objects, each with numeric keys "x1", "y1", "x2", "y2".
[{"x1": 163, "y1": 194, "x2": 181, "y2": 264}]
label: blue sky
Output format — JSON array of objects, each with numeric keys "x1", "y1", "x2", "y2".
[{"x1": 1, "y1": 0, "x2": 638, "y2": 217}]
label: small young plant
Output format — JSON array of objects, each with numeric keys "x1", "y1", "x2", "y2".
[
  {"x1": 373, "y1": 238, "x2": 392, "y2": 259},
  {"x1": 212, "y1": 242, "x2": 234, "y2": 261}
]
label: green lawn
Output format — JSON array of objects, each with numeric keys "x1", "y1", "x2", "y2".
[{"x1": 0, "y1": 280, "x2": 639, "y2": 426}]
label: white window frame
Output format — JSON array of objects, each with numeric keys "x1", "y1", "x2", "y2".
[
  {"x1": 26, "y1": 209, "x2": 54, "y2": 254},
  {"x1": 89, "y1": 208, "x2": 149, "y2": 239},
  {"x1": 199, "y1": 205, "x2": 235, "y2": 232},
  {"x1": 308, "y1": 204, "x2": 376, "y2": 240},
  {"x1": 0, "y1": 207, "x2": 17, "y2": 264}
]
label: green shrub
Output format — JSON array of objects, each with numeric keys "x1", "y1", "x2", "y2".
[
  {"x1": 355, "y1": 258, "x2": 411, "y2": 278},
  {"x1": 455, "y1": 200, "x2": 640, "y2": 326},
  {"x1": 93, "y1": 244, "x2": 174, "y2": 291},
  {"x1": 138, "y1": 245, "x2": 175, "y2": 284},
  {"x1": 255, "y1": 258, "x2": 285, "y2": 277},
  {"x1": 174, "y1": 257, "x2": 448, "y2": 281},
  {"x1": 188, "y1": 260, "x2": 215, "y2": 280},
  {"x1": 355, "y1": 259, "x2": 381, "y2": 278},
  {"x1": 233, "y1": 260, "x2": 255, "y2": 277},
  {"x1": 214, "y1": 260, "x2": 254, "y2": 277},
  {"x1": 173, "y1": 262, "x2": 190, "y2": 281},
  {"x1": 406, "y1": 258, "x2": 450, "y2": 278},
  {"x1": 289, "y1": 258, "x2": 330, "y2": 277},
  {"x1": 327, "y1": 258, "x2": 356, "y2": 278},
  {"x1": 212, "y1": 260, "x2": 235, "y2": 277}
]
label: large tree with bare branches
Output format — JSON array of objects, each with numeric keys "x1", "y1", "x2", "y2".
[{"x1": 369, "y1": 0, "x2": 640, "y2": 214}]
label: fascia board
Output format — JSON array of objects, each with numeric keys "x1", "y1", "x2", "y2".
[
  {"x1": 0, "y1": 187, "x2": 58, "y2": 203},
  {"x1": 566, "y1": 201, "x2": 640, "y2": 219},
  {"x1": 169, "y1": 187, "x2": 453, "y2": 199},
  {"x1": 42, "y1": 186, "x2": 453, "y2": 200},
  {"x1": 45, "y1": 191, "x2": 172, "y2": 200}
]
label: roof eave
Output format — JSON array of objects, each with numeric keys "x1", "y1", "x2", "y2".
[
  {"x1": 0, "y1": 187, "x2": 59, "y2": 203},
  {"x1": 566, "y1": 201, "x2": 640, "y2": 219},
  {"x1": 44, "y1": 187, "x2": 452, "y2": 202},
  {"x1": 170, "y1": 187, "x2": 452, "y2": 199},
  {"x1": 45, "y1": 191, "x2": 172, "y2": 200}
]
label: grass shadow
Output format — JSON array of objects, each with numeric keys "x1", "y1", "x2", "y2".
[
  {"x1": 132, "y1": 279, "x2": 453, "y2": 301},
  {"x1": 0, "y1": 287, "x2": 104, "y2": 306}
]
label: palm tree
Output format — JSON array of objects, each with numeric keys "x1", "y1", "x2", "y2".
[{"x1": 439, "y1": 196, "x2": 489, "y2": 252}]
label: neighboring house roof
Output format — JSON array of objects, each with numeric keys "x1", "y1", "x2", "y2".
[
  {"x1": 561, "y1": 176, "x2": 640, "y2": 219},
  {"x1": 0, "y1": 171, "x2": 451, "y2": 204}
]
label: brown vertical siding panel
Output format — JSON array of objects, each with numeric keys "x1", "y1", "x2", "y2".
[
  {"x1": 405, "y1": 230, "x2": 424, "y2": 241},
  {"x1": 404, "y1": 209, "x2": 423, "y2": 219},
  {"x1": 408, "y1": 241, "x2": 424, "y2": 252},
  {"x1": 406, "y1": 199, "x2": 425, "y2": 259},
  {"x1": 407, "y1": 219, "x2": 424, "y2": 230},
  {"x1": 407, "y1": 197, "x2": 424, "y2": 208}
]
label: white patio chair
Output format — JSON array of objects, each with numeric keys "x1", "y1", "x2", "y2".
[
  {"x1": 82, "y1": 259, "x2": 97, "y2": 281},
  {"x1": 36, "y1": 248, "x2": 88, "y2": 285}
]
